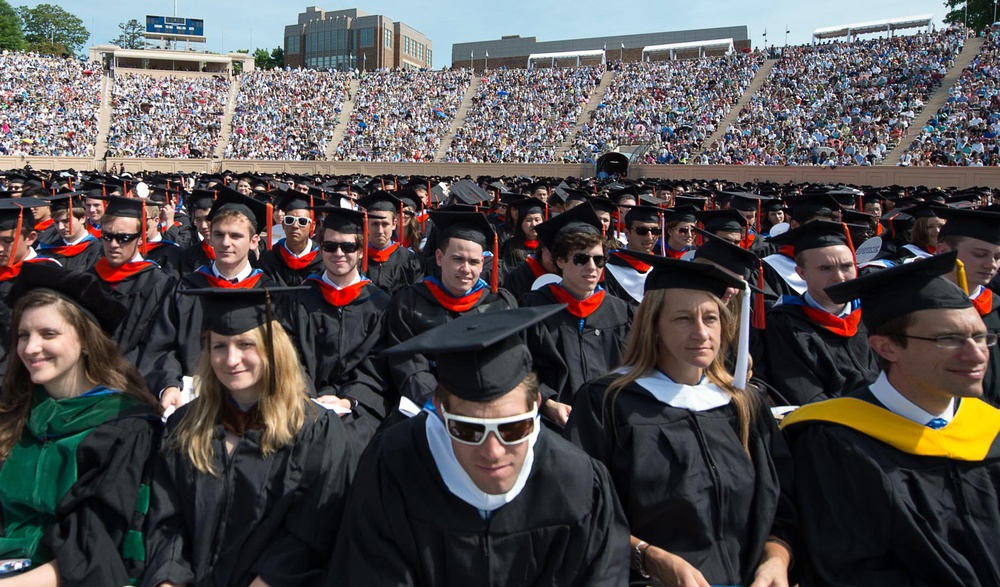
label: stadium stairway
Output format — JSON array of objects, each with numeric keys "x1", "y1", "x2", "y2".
[
  {"x1": 692, "y1": 58, "x2": 777, "y2": 162},
  {"x1": 214, "y1": 77, "x2": 241, "y2": 161},
  {"x1": 433, "y1": 75, "x2": 482, "y2": 162},
  {"x1": 881, "y1": 35, "x2": 985, "y2": 166},
  {"x1": 325, "y1": 78, "x2": 361, "y2": 160},
  {"x1": 94, "y1": 74, "x2": 114, "y2": 164},
  {"x1": 554, "y1": 68, "x2": 617, "y2": 159}
]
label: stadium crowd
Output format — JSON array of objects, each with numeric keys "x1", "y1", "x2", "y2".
[
  {"x1": 226, "y1": 68, "x2": 353, "y2": 160},
  {"x1": 0, "y1": 50, "x2": 100, "y2": 157},
  {"x1": 107, "y1": 73, "x2": 230, "y2": 158},
  {"x1": 332, "y1": 68, "x2": 471, "y2": 162},
  {"x1": 441, "y1": 65, "x2": 605, "y2": 163}
]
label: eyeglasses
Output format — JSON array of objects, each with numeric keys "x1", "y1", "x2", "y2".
[
  {"x1": 893, "y1": 333, "x2": 998, "y2": 350},
  {"x1": 320, "y1": 241, "x2": 360, "y2": 254},
  {"x1": 282, "y1": 216, "x2": 312, "y2": 227},
  {"x1": 101, "y1": 232, "x2": 140, "y2": 244},
  {"x1": 439, "y1": 402, "x2": 538, "y2": 446},
  {"x1": 632, "y1": 227, "x2": 661, "y2": 237},
  {"x1": 572, "y1": 253, "x2": 606, "y2": 268},
  {"x1": 673, "y1": 227, "x2": 695, "y2": 235}
]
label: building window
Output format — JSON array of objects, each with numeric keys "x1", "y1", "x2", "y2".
[
  {"x1": 384, "y1": 28, "x2": 392, "y2": 48},
  {"x1": 286, "y1": 35, "x2": 300, "y2": 54},
  {"x1": 359, "y1": 28, "x2": 374, "y2": 48}
]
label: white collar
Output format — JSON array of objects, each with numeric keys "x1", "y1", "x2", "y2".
[
  {"x1": 424, "y1": 410, "x2": 539, "y2": 513},
  {"x1": 22, "y1": 248, "x2": 37, "y2": 262},
  {"x1": 63, "y1": 232, "x2": 90, "y2": 246},
  {"x1": 605, "y1": 262, "x2": 647, "y2": 303},
  {"x1": 147, "y1": 231, "x2": 162, "y2": 243},
  {"x1": 869, "y1": 371, "x2": 955, "y2": 426},
  {"x1": 971, "y1": 285, "x2": 986, "y2": 300},
  {"x1": 804, "y1": 291, "x2": 851, "y2": 318},
  {"x1": 130, "y1": 251, "x2": 144, "y2": 263},
  {"x1": 626, "y1": 368, "x2": 732, "y2": 411},
  {"x1": 762, "y1": 253, "x2": 807, "y2": 294},
  {"x1": 322, "y1": 270, "x2": 361, "y2": 290},
  {"x1": 212, "y1": 261, "x2": 253, "y2": 282},
  {"x1": 283, "y1": 239, "x2": 315, "y2": 258}
]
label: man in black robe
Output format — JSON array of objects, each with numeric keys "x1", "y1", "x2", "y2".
[
  {"x1": 258, "y1": 192, "x2": 324, "y2": 285},
  {"x1": 36, "y1": 192, "x2": 103, "y2": 272},
  {"x1": 763, "y1": 221, "x2": 879, "y2": 405},
  {"x1": 358, "y1": 190, "x2": 424, "y2": 297},
  {"x1": 601, "y1": 205, "x2": 661, "y2": 312},
  {"x1": 782, "y1": 252, "x2": 1000, "y2": 587},
  {"x1": 761, "y1": 194, "x2": 842, "y2": 298},
  {"x1": 331, "y1": 307, "x2": 630, "y2": 587},
  {"x1": 177, "y1": 190, "x2": 217, "y2": 275}
]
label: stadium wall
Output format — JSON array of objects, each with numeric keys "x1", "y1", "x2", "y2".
[{"x1": 3, "y1": 157, "x2": 999, "y2": 188}]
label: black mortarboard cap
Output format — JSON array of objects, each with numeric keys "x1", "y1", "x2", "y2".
[
  {"x1": 534, "y1": 202, "x2": 602, "y2": 250},
  {"x1": 100, "y1": 196, "x2": 144, "y2": 220},
  {"x1": 664, "y1": 207, "x2": 697, "y2": 224},
  {"x1": 585, "y1": 196, "x2": 617, "y2": 215},
  {"x1": 937, "y1": 208, "x2": 1000, "y2": 245},
  {"x1": 209, "y1": 186, "x2": 268, "y2": 232},
  {"x1": 825, "y1": 251, "x2": 971, "y2": 331},
  {"x1": 695, "y1": 209, "x2": 747, "y2": 234},
  {"x1": 275, "y1": 191, "x2": 313, "y2": 212},
  {"x1": 673, "y1": 195, "x2": 708, "y2": 211},
  {"x1": 509, "y1": 196, "x2": 546, "y2": 217},
  {"x1": 694, "y1": 229, "x2": 763, "y2": 284},
  {"x1": 901, "y1": 202, "x2": 947, "y2": 220},
  {"x1": 766, "y1": 220, "x2": 852, "y2": 254},
  {"x1": 644, "y1": 255, "x2": 746, "y2": 297},
  {"x1": 9, "y1": 262, "x2": 126, "y2": 334},
  {"x1": 624, "y1": 205, "x2": 661, "y2": 226},
  {"x1": 315, "y1": 206, "x2": 367, "y2": 234},
  {"x1": 43, "y1": 192, "x2": 85, "y2": 213},
  {"x1": 357, "y1": 190, "x2": 403, "y2": 214},
  {"x1": 787, "y1": 194, "x2": 841, "y2": 223},
  {"x1": 395, "y1": 186, "x2": 425, "y2": 212},
  {"x1": 188, "y1": 189, "x2": 216, "y2": 211},
  {"x1": 382, "y1": 305, "x2": 566, "y2": 402},
  {"x1": 0, "y1": 198, "x2": 42, "y2": 230},
  {"x1": 181, "y1": 287, "x2": 308, "y2": 336},
  {"x1": 428, "y1": 210, "x2": 494, "y2": 248},
  {"x1": 723, "y1": 192, "x2": 765, "y2": 212},
  {"x1": 449, "y1": 180, "x2": 490, "y2": 205}
]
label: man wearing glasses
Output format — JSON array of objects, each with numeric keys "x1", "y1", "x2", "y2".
[
  {"x1": 258, "y1": 192, "x2": 324, "y2": 286},
  {"x1": 87, "y1": 197, "x2": 175, "y2": 365},
  {"x1": 331, "y1": 306, "x2": 629, "y2": 587},
  {"x1": 601, "y1": 205, "x2": 662, "y2": 312},
  {"x1": 782, "y1": 251, "x2": 1000, "y2": 587},
  {"x1": 357, "y1": 190, "x2": 425, "y2": 297}
]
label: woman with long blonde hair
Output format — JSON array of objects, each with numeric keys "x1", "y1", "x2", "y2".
[
  {"x1": 565, "y1": 258, "x2": 798, "y2": 587},
  {"x1": 142, "y1": 288, "x2": 353, "y2": 587}
]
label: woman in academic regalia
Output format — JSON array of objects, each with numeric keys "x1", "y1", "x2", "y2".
[
  {"x1": 142, "y1": 288, "x2": 353, "y2": 587},
  {"x1": 565, "y1": 257, "x2": 798, "y2": 587},
  {"x1": 0, "y1": 264, "x2": 161, "y2": 586},
  {"x1": 499, "y1": 197, "x2": 546, "y2": 277}
]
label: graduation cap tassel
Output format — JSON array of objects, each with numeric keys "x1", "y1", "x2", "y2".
[
  {"x1": 265, "y1": 289, "x2": 276, "y2": 396},
  {"x1": 857, "y1": 195, "x2": 864, "y2": 210},
  {"x1": 753, "y1": 262, "x2": 767, "y2": 330},
  {"x1": 67, "y1": 176, "x2": 74, "y2": 191},
  {"x1": 490, "y1": 232, "x2": 499, "y2": 293},
  {"x1": 265, "y1": 203, "x2": 274, "y2": 251},
  {"x1": 840, "y1": 222, "x2": 856, "y2": 266},
  {"x1": 68, "y1": 194, "x2": 74, "y2": 236},
  {"x1": 426, "y1": 180, "x2": 432, "y2": 210},
  {"x1": 956, "y1": 259, "x2": 970, "y2": 295},
  {"x1": 7, "y1": 204, "x2": 22, "y2": 268},
  {"x1": 659, "y1": 212, "x2": 666, "y2": 257},
  {"x1": 140, "y1": 199, "x2": 148, "y2": 257},
  {"x1": 380, "y1": 178, "x2": 386, "y2": 191},
  {"x1": 399, "y1": 202, "x2": 409, "y2": 248},
  {"x1": 362, "y1": 210, "x2": 369, "y2": 274},
  {"x1": 733, "y1": 282, "x2": 752, "y2": 391}
]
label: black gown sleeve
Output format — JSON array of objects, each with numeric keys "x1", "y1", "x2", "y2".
[
  {"x1": 141, "y1": 435, "x2": 197, "y2": 586},
  {"x1": 386, "y1": 289, "x2": 439, "y2": 405},
  {"x1": 574, "y1": 459, "x2": 631, "y2": 587},
  {"x1": 763, "y1": 309, "x2": 831, "y2": 405},
  {"x1": 44, "y1": 415, "x2": 159, "y2": 587}
]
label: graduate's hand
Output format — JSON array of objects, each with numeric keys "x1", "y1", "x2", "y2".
[
  {"x1": 160, "y1": 204, "x2": 175, "y2": 229},
  {"x1": 749, "y1": 541, "x2": 791, "y2": 587},
  {"x1": 645, "y1": 546, "x2": 711, "y2": 587},
  {"x1": 542, "y1": 399, "x2": 572, "y2": 426},
  {"x1": 248, "y1": 578, "x2": 271, "y2": 587},
  {"x1": 157, "y1": 583, "x2": 186, "y2": 587},
  {"x1": 160, "y1": 386, "x2": 183, "y2": 410},
  {"x1": 315, "y1": 394, "x2": 354, "y2": 413}
]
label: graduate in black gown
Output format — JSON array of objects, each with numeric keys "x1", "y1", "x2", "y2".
[
  {"x1": 0, "y1": 264, "x2": 161, "y2": 586},
  {"x1": 176, "y1": 190, "x2": 217, "y2": 276},
  {"x1": 87, "y1": 197, "x2": 176, "y2": 366},
  {"x1": 331, "y1": 306, "x2": 630, "y2": 587},
  {"x1": 142, "y1": 288, "x2": 353, "y2": 587},
  {"x1": 385, "y1": 210, "x2": 518, "y2": 409},
  {"x1": 761, "y1": 194, "x2": 842, "y2": 298},
  {"x1": 357, "y1": 191, "x2": 424, "y2": 297},
  {"x1": 139, "y1": 189, "x2": 183, "y2": 279},
  {"x1": 763, "y1": 221, "x2": 879, "y2": 405},
  {"x1": 782, "y1": 252, "x2": 1000, "y2": 587},
  {"x1": 498, "y1": 197, "x2": 546, "y2": 278},
  {"x1": 601, "y1": 206, "x2": 662, "y2": 312},
  {"x1": 281, "y1": 207, "x2": 391, "y2": 457},
  {"x1": 566, "y1": 257, "x2": 798, "y2": 587},
  {"x1": 257, "y1": 192, "x2": 324, "y2": 286},
  {"x1": 35, "y1": 193, "x2": 103, "y2": 273}
]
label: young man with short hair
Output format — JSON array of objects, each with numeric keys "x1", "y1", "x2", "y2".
[
  {"x1": 358, "y1": 191, "x2": 424, "y2": 296},
  {"x1": 36, "y1": 193, "x2": 103, "y2": 272},
  {"x1": 258, "y1": 192, "x2": 323, "y2": 285}
]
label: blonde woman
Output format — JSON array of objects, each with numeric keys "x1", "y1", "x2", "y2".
[
  {"x1": 565, "y1": 258, "x2": 797, "y2": 587},
  {"x1": 142, "y1": 289, "x2": 353, "y2": 587}
]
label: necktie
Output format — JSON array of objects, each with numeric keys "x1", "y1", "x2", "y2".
[{"x1": 926, "y1": 418, "x2": 948, "y2": 430}]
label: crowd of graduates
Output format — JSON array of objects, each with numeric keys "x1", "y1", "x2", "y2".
[{"x1": 0, "y1": 166, "x2": 998, "y2": 586}]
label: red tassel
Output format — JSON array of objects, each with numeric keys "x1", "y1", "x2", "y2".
[
  {"x1": 427, "y1": 180, "x2": 433, "y2": 210},
  {"x1": 7, "y1": 204, "x2": 22, "y2": 268},
  {"x1": 140, "y1": 199, "x2": 148, "y2": 257},
  {"x1": 68, "y1": 193, "x2": 74, "y2": 236},
  {"x1": 362, "y1": 210, "x2": 369, "y2": 274},
  {"x1": 753, "y1": 262, "x2": 767, "y2": 330},
  {"x1": 399, "y1": 202, "x2": 408, "y2": 248},
  {"x1": 544, "y1": 203, "x2": 549, "y2": 221},
  {"x1": 380, "y1": 178, "x2": 386, "y2": 191},
  {"x1": 857, "y1": 195, "x2": 864, "y2": 210},
  {"x1": 393, "y1": 177, "x2": 398, "y2": 191},
  {"x1": 309, "y1": 195, "x2": 315, "y2": 238},
  {"x1": 490, "y1": 231, "x2": 499, "y2": 293},
  {"x1": 266, "y1": 203, "x2": 274, "y2": 251},
  {"x1": 841, "y1": 222, "x2": 857, "y2": 267}
]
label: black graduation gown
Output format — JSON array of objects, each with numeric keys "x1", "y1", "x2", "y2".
[
  {"x1": 177, "y1": 240, "x2": 214, "y2": 276},
  {"x1": 142, "y1": 241, "x2": 182, "y2": 279},
  {"x1": 502, "y1": 256, "x2": 549, "y2": 301},
  {"x1": 760, "y1": 251, "x2": 804, "y2": 299},
  {"x1": 601, "y1": 253, "x2": 649, "y2": 315},
  {"x1": 0, "y1": 401, "x2": 161, "y2": 586},
  {"x1": 520, "y1": 287, "x2": 630, "y2": 404},
  {"x1": 499, "y1": 235, "x2": 534, "y2": 278},
  {"x1": 142, "y1": 402, "x2": 354, "y2": 587},
  {"x1": 281, "y1": 279, "x2": 391, "y2": 456},
  {"x1": 367, "y1": 245, "x2": 425, "y2": 297},
  {"x1": 565, "y1": 376, "x2": 799, "y2": 587},
  {"x1": 36, "y1": 237, "x2": 103, "y2": 273},
  {"x1": 88, "y1": 261, "x2": 177, "y2": 367},
  {"x1": 257, "y1": 242, "x2": 324, "y2": 286},
  {"x1": 783, "y1": 389, "x2": 1000, "y2": 587},
  {"x1": 763, "y1": 299, "x2": 879, "y2": 405},
  {"x1": 385, "y1": 282, "x2": 518, "y2": 405},
  {"x1": 138, "y1": 269, "x2": 278, "y2": 395},
  {"x1": 330, "y1": 412, "x2": 630, "y2": 587}
]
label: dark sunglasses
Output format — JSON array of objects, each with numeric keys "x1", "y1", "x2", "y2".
[
  {"x1": 572, "y1": 253, "x2": 606, "y2": 268},
  {"x1": 321, "y1": 241, "x2": 360, "y2": 254},
  {"x1": 283, "y1": 216, "x2": 312, "y2": 227},
  {"x1": 632, "y1": 227, "x2": 661, "y2": 237},
  {"x1": 440, "y1": 402, "x2": 538, "y2": 446},
  {"x1": 673, "y1": 227, "x2": 695, "y2": 235},
  {"x1": 101, "y1": 232, "x2": 140, "y2": 244}
]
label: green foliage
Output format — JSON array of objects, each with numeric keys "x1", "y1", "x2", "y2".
[
  {"x1": 943, "y1": 0, "x2": 1000, "y2": 32},
  {"x1": 0, "y1": 0, "x2": 23, "y2": 51},
  {"x1": 16, "y1": 3, "x2": 88, "y2": 55},
  {"x1": 111, "y1": 18, "x2": 145, "y2": 50},
  {"x1": 249, "y1": 46, "x2": 284, "y2": 70},
  {"x1": 270, "y1": 46, "x2": 283, "y2": 68}
]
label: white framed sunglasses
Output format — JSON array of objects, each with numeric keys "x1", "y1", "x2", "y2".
[{"x1": 439, "y1": 402, "x2": 538, "y2": 446}]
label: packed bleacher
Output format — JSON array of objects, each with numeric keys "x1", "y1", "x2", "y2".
[
  {"x1": 561, "y1": 54, "x2": 763, "y2": 165},
  {"x1": 441, "y1": 65, "x2": 605, "y2": 163},
  {"x1": 0, "y1": 51, "x2": 100, "y2": 157},
  {"x1": 107, "y1": 73, "x2": 230, "y2": 158},
  {"x1": 900, "y1": 30, "x2": 1000, "y2": 166},
  {"x1": 226, "y1": 68, "x2": 353, "y2": 160},
  {"x1": 332, "y1": 68, "x2": 471, "y2": 162},
  {"x1": 701, "y1": 29, "x2": 965, "y2": 165}
]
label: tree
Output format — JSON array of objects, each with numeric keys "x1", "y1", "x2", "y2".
[
  {"x1": 0, "y1": 0, "x2": 23, "y2": 51},
  {"x1": 943, "y1": 0, "x2": 998, "y2": 33},
  {"x1": 252, "y1": 47, "x2": 272, "y2": 69},
  {"x1": 111, "y1": 18, "x2": 145, "y2": 49},
  {"x1": 17, "y1": 3, "x2": 88, "y2": 55},
  {"x1": 270, "y1": 46, "x2": 283, "y2": 68}
]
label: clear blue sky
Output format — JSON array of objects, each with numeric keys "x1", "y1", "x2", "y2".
[{"x1": 30, "y1": 0, "x2": 955, "y2": 67}]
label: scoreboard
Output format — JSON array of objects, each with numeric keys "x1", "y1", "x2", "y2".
[{"x1": 145, "y1": 15, "x2": 206, "y2": 42}]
